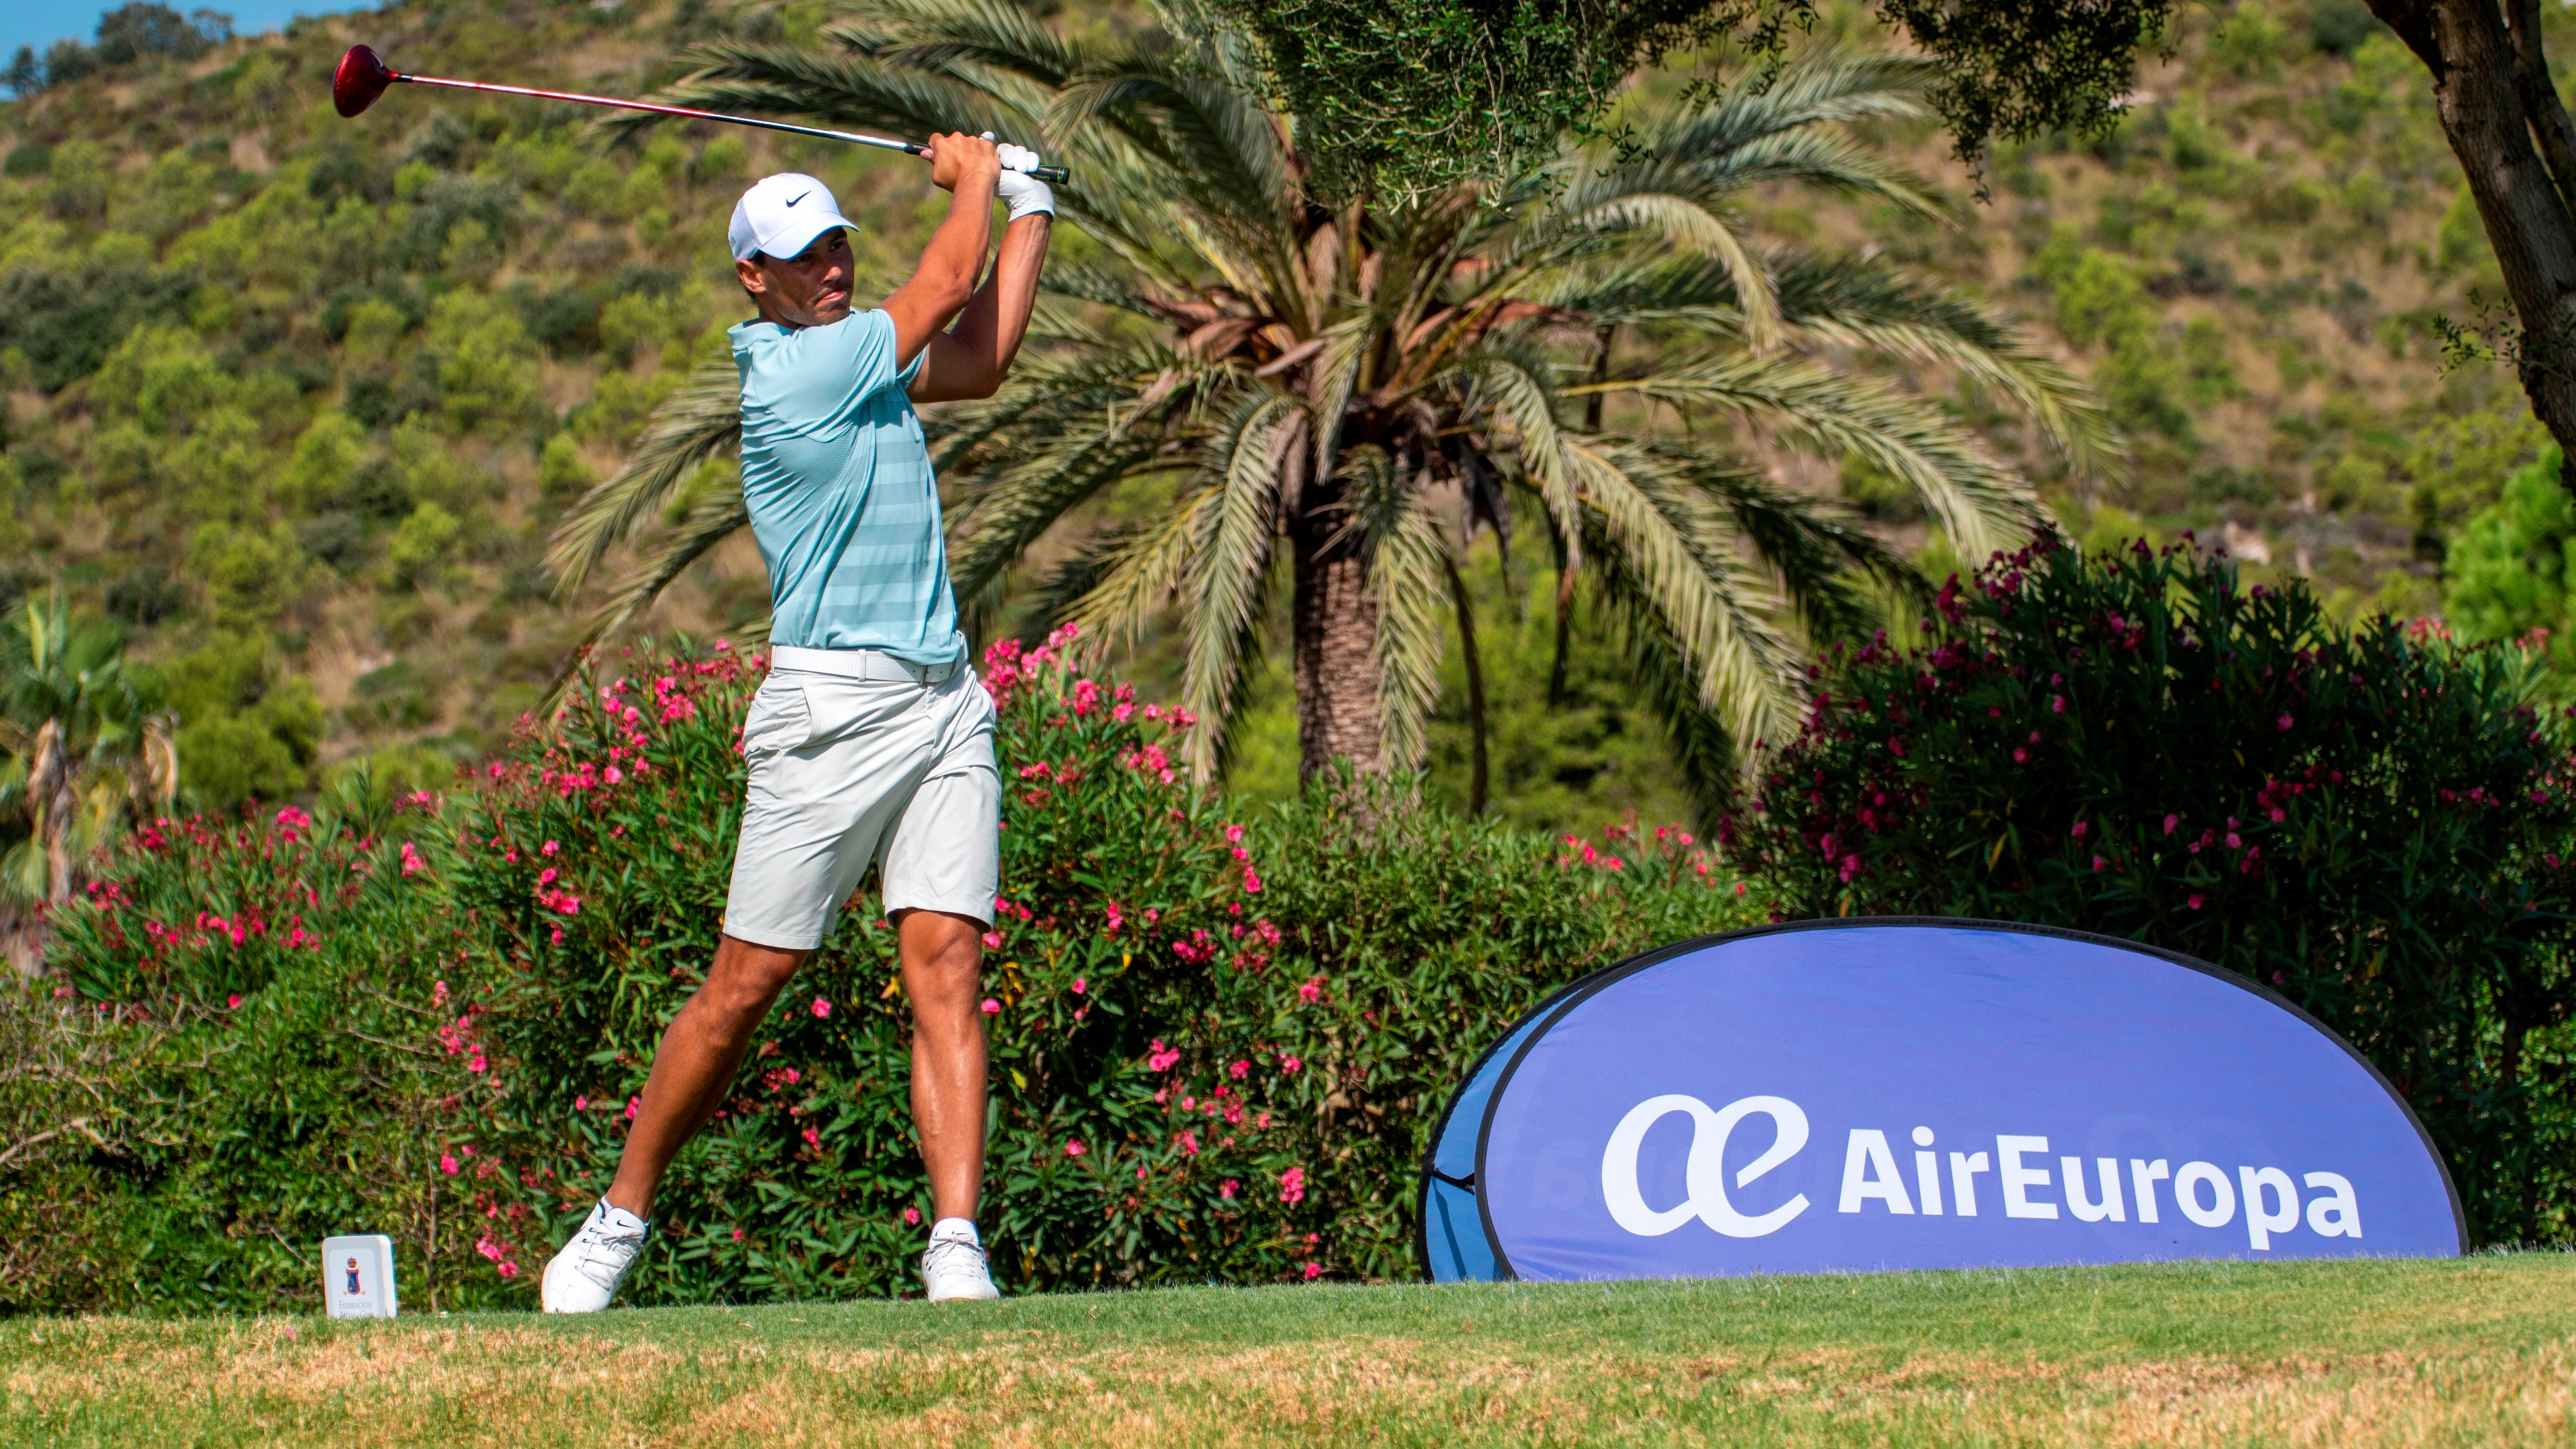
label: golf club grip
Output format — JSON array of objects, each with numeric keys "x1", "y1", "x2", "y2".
[{"x1": 1031, "y1": 165, "x2": 1070, "y2": 184}]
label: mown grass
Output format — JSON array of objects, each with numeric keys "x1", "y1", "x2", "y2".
[{"x1": 3, "y1": 1255, "x2": 2571, "y2": 1447}]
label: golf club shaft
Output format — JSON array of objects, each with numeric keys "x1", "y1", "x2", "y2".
[{"x1": 389, "y1": 72, "x2": 1071, "y2": 183}]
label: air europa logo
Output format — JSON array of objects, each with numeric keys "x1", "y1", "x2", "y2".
[
  {"x1": 1601, "y1": 1092, "x2": 2366, "y2": 1250},
  {"x1": 1601, "y1": 1095, "x2": 1809, "y2": 1238},
  {"x1": 1420, "y1": 922, "x2": 2462, "y2": 1283}
]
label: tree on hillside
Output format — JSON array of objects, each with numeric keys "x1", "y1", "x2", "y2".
[
  {"x1": 551, "y1": 3, "x2": 2110, "y2": 812},
  {"x1": 0, "y1": 592, "x2": 176, "y2": 906}
]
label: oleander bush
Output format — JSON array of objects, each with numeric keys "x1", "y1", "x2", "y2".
[
  {"x1": 1731, "y1": 540, "x2": 2576, "y2": 1246},
  {"x1": 21, "y1": 633, "x2": 1746, "y2": 1313}
]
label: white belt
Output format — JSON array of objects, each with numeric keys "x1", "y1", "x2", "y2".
[{"x1": 769, "y1": 645, "x2": 962, "y2": 685}]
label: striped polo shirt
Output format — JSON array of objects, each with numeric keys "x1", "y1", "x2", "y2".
[{"x1": 729, "y1": 309, "x2": 964, "y2": 666}]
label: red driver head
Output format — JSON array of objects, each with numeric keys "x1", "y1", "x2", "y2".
[{"x1": 333, "y1": 45, "x2": 396, "y2": 118}]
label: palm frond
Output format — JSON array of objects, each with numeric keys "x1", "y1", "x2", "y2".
[
  {"x1": 1179, "y1": 393, "x2": 1299, "y2": 775},
  {"x1": 1582, "y1": 353, "x2": 2046, "y2": 559},
  {"x1": 548, "y1": 353, "x2": 743, "y2": 600},
  {"x1": 550, "y1": 486, "x2": 754, "y2": 704},
  {"x1": 1340, "y1": 447, "x2": 1451, "y2": 771}
]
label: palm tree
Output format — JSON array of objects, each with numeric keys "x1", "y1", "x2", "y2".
[
  {"x1": 0, "y1": 590, "x2": 176, "y2": 906},
  {"x1": 550, "y1": 0, "x2": 2112, "y2": 813}
]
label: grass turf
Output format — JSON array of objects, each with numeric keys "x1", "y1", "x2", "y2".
[{"x1": 3, "y1": 1255, "x2": 2570, "y2": 1446}]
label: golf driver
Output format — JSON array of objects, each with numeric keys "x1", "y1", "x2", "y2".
[{"x1": 331, "y1": 44, "x2": 1069, "y2": 183}]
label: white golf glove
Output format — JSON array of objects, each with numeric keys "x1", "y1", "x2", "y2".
[{"x1": 982, "y1": 132, "x2": 1055, "y2": 222}]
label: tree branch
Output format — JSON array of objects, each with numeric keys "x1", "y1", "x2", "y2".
[{"x1": 2507, "y1": 0, "x2": 2576, "y2": 222}]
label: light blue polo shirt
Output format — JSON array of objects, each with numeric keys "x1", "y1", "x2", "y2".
[{"x1": 730, "y1": 309, "x2": 964, "y2": 666}]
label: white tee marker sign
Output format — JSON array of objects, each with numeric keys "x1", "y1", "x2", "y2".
[{"x1": 323, "y1": 1235, "x2": 398, "y2": 1319}]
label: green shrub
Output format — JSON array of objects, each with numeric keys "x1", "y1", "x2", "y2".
[
  {"x1": 1731, "y1": 541, "x2": 2576, "y2": 1245},
  {"x1": 31, "y1": 636, "x2": 1744, "y2": 1311}
]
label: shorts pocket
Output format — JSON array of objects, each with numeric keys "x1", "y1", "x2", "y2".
[{"x1": 742, "y1": 679, "x2": 815, "y2": 757}]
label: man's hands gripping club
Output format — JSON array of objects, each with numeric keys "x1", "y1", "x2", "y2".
[{"x1": 894, "y1": 131, "x2": 1054, "y2": 403}]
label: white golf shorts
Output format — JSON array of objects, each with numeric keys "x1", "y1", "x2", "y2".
[{"x1": 722, "y1": 647, "x2": 999, "y2": 950}]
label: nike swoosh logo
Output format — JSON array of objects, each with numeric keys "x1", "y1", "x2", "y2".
[{"x1": 785, "y1": 191, "x2": 810, "y2": 207}]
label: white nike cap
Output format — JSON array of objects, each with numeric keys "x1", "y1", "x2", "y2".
[{"x1": 728, "y1": 173, "x2": 857, "y2": 263}]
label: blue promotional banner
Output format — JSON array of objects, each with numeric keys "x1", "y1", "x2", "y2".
[{"x1": 1420, "y1": 920, "x2": 2463, "y2": 1282}]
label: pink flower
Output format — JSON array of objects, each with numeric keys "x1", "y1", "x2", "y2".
[
  {"x1": 2187, "y1": 894, "x2": 2205, "y2": 910},
  {"x1": 1146, "y1": 1039, "x2": 1181, "y2": 1071},
  {"x1": 1229, "y1": 1059, "x2": 1250, "y2": 1079},
  {"x1": 1177, "y1": 1130, "x2": 1200, "y2": 1155},
  {"x1": 539, "y1": 867, "x2": 557, "y2": 886},
  {"x1": 1071, "y1": 977, "x2": 1086, "y2": 995},
  {"x1": 802, "y1": 1127, "x2": 821, "y2": 1148},
  {"x1": 226, "y1": 994, "x2": 242, "y2": 1009},
  {"x1": 1279, "y1": 1165, "x2": 1307, "y2": 1204},
  {"x1": 732, "y1": 1228, "x2": 745, "y2": 1241},
  {"x1": 1065, "y1": 1139, "x2": 1086, "y2": 1157},
  {"x1": 2277, "y1": 713, "x2": 2294, "y2": 731},
  {"x1": 1280, "y1": 1056, "x2": 1302, "y2": 1073},
  {"x1": 2163, "y1": 814, "x2": 2179, "y2": 835},
  {"x1": 624, "y1": 1096, "x2": 641, "y2": 1121},
  {"x1": 1220, "y1": 1179, "x2": 1239, "y2": 1199},
  {"x1": 441, "y1": 1153, "x2": 459, "y2": 1175},
  {"x1": 1303, "y1": 1262, "x2": 1324, "y2": 1281},
  {"x1": 812, "y1": 997, "x2": 833, "y2": 1019},
  {"x1": 603, "y1": 766, "x2": 624, "y2": 785},
  {"x1": 904, "y1": 1206, "x2": 922, "y2": 1226},
  {"x1": 1298, "y1": 977, "x2": 1323, "y2": 1004},
  {"x1": 2051, "y1": 695, "x2": 2065, "y2": 713},
  {"x1": 575, "y1": 1096, "x2": 588, "y2": 1110},
  {"x1": 541, "y1": 840, "x2": 558, "y2": 856},
  {"x1": 981, "y1": 998, "x2": 1001, "y2": 1015},
  {"x1": 981, "y1": 931, "x2": 1002, "y2": 949}
]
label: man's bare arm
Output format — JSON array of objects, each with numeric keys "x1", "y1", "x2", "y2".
[
  {"x1": 910, "y1": 213, "x2": 1052, "y2": 404},
  {"x1": 883, "y1": 132, "x2": 1001, "y2": 369}
]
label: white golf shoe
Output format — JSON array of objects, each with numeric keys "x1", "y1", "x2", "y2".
[
  {"x1": 920, "y1": 1219, "x2": 999, "y2": 1301},
  {"x1": 540, "y1": 1198, "x2": 650, "y2": 1313}
]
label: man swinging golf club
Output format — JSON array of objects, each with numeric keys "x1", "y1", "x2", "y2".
[{"x1": 542, "y1": 132, "x2": 1053, "y2": 1310}]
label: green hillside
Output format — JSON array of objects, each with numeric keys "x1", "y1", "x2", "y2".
[{"x1": 0, "y1": 0, "x2": 2553, "y2": 839}]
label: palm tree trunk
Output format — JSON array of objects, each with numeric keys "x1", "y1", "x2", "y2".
[{"x1": 1292, "y1": 515, "x2": 1384, "y2": 780}]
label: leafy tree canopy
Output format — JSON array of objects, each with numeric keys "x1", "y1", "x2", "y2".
[{"x1": 1206, "y1": 0, "x2": 2176, "y2": 195}]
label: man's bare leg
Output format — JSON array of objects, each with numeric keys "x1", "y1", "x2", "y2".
[
  {"x1": 604, "y1": 934, "x2": 808, "y2": 1219},
  {"x1": 896, "y1": 908, "x2": 987, "y2": 1222}
]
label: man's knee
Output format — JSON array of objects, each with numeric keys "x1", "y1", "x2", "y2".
[{"x1": 698, "y1": 936, "x2": 808, "y2": 1027}]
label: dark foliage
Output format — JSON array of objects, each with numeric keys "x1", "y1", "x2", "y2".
[
  {"x1": 0, "y1": 264, "x2": 198, "y2": 391},
  {"x1": 1732, "y1": 541, "x2": 2576, "y2": 1245}
]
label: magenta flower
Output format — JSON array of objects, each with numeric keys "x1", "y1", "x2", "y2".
[
  {"x1": 1303, "y1": 1262, "x2": 1324, "y2": 1281},
  {"x1": 1229, "y1": 1059, "x2": 1250, "y2": 1080},
  {"x1": 1281, "y1": 1055, "x2": 1302, "y2": 1072},
  {"x1": 1279, "y1": 1165, "x2": 1307, "y2": 1204},
  {"x1": 812, "y1": 997, "x2": 833, "y2": 1019},
  {"x1": 980, "y1": 998, "x2": 1001, "y2": 1015},
  {"x1": 2163, "y1": 814, "x2": 2179, "y2": 835},
  {"x1": 1071, "y1": 977, "x2": 1086, "y2": 995},
  {"x1": 903, "y1": 1206, "x2": 922, "y2": 1226},
  {"x1": 2070, "y1": 821, "x2": 2087, "y2": 838},
  {"x1": 2187, "y1": 893, "x2": 2205, "y2": 910},
  {"x1": 1220, "y1": 1179, "x2": 1239, "y2": 1199},
  {"x1": 981, "y1": 931, "x2": 1003, "y2": 949},
  {"x1": 440, "y1": 1152, "x2": 459, "y2": 1176},
  {"x1": 1065, "y1": 1139, "x2": 1086, "y2": 1156},
  {"x1": 624, "y1": 1096, "x2": 641, "y2": 1120},
  {"x1": 802, "y1": 1127, "x2": 820, "y2": 1149},
  {"x1": 2277, "y1": 713, "x2": 2294, "y2": 731}
]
